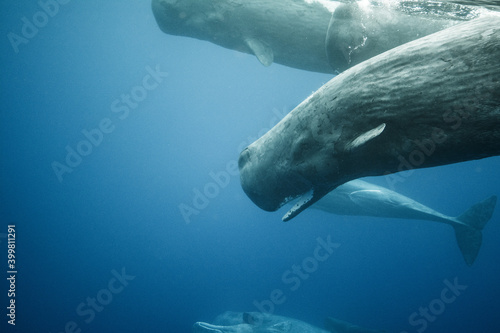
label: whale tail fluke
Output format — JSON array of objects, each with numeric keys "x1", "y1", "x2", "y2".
[{"x1": 454, "y1": 195, "x2": 497, "y2": 266}]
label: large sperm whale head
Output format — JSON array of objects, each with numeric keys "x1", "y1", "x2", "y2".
[
  {"x1": 152, "y1": 0, "x2": 225, "y2": 38},
  {"x1": 238, "y1": 87, "x2": 387, "y2": 221}
]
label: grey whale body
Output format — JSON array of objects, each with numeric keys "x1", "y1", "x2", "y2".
[
  {"x1": 312, "y1": 179, "x2": 497, "y2": 265},
  {"x1": 192, "y1": 311, "x2": 385, "y2": 333},
  {"x1": 193, "y1": 311, "x2": 329, "y2": 333},
  {"x1": 239, "y1": 15, "x2": 500, "y2": 222},
  {"x1": 152, "y1": 0, "x2": 336, "y2": 73},
  {"x1": 152, "y1": 0, "x2": 483, "y2": 73}
]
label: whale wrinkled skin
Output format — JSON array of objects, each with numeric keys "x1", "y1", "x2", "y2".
[
  {"x1": 313, "y1": 179, "x2": 497, "y2": 265},
  {"x1": 151, "y1": 0, "x2": 483, "y2": 73},
  {"x1": 238, "y1": 16, "x2": 500, "y2": 221},
  {"x1": 325, "y1": 1, "x2": 480, "y2": 71},
  {"x1": 152, "y1": 0, "x2": 336, "y2": 73}
]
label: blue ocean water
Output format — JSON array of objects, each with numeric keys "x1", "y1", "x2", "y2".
[{"x1": 1, "y1": 1, "x2": 499, "y2": 332}]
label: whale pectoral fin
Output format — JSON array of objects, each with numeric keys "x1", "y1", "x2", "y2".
[
  {"x1": 345, "y1": 123, "x2": 386, "y2": 151},
  {"x1": 245, "y1": 38, "x2": 274, "y2": 66}
]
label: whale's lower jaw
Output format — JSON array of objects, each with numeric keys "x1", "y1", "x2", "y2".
[
  {"x1": 282, "y1": 190, "x2": 315, "y2": 222},
  {"x1": 192, "y1": 322, "x2": 224, "y2": 333},
  {"x1": 282, "y1": 186, "x2": 335, "y2": 222}
]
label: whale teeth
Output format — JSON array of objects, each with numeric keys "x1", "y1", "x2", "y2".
[{"x1": 282, "y1": 190, "x2": 314, "y2": 222}]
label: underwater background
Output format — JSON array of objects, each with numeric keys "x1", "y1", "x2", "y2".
[{"x1": 1, "y1": 1, "x2": 499, "y2": 332}]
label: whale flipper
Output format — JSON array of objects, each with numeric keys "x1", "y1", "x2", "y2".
[
  {"x1": 245, "y1": 38, "x2": 274, "y2": 67},
  {"x1": 345, "y1": 123, "x2": 386, "y2": 151},
  {"x1": 454, "y1": 195, "x2": 497, "y2": 266}
]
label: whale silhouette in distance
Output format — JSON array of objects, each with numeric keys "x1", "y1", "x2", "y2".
[
  {"x1": 193, "y1": 311, "x2": 329, "y2": 333},
  {"x1": 311, "y1": 179, "x2": 497, "y2": 266},
  {"x1": 193, "y1": 311, "x2": 386, "y2": 333}
]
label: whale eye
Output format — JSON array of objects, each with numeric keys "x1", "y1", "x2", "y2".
[
  {"x1": 238, "y1": 148, "x2": 251, "y2": 170},
  {"x1": 243, "y1": 312, "x2": 256, "y2": 325}
]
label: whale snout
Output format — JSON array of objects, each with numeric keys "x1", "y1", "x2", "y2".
[
  {"x1": 152, "y1": 0, "x2": 187, "y2": 34},
  {"x1": 238, "y1": 148, "x2": 283, "y2": 212},
  {"x1": 152, "y1": 0, "x2": 210, "y2": 36},
  {"x1": 237, "y1": 147, "x2": 251, "y2": 171},
  {"x1": 239, "y1": 146, "x2": 319, "y2": 215}
]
